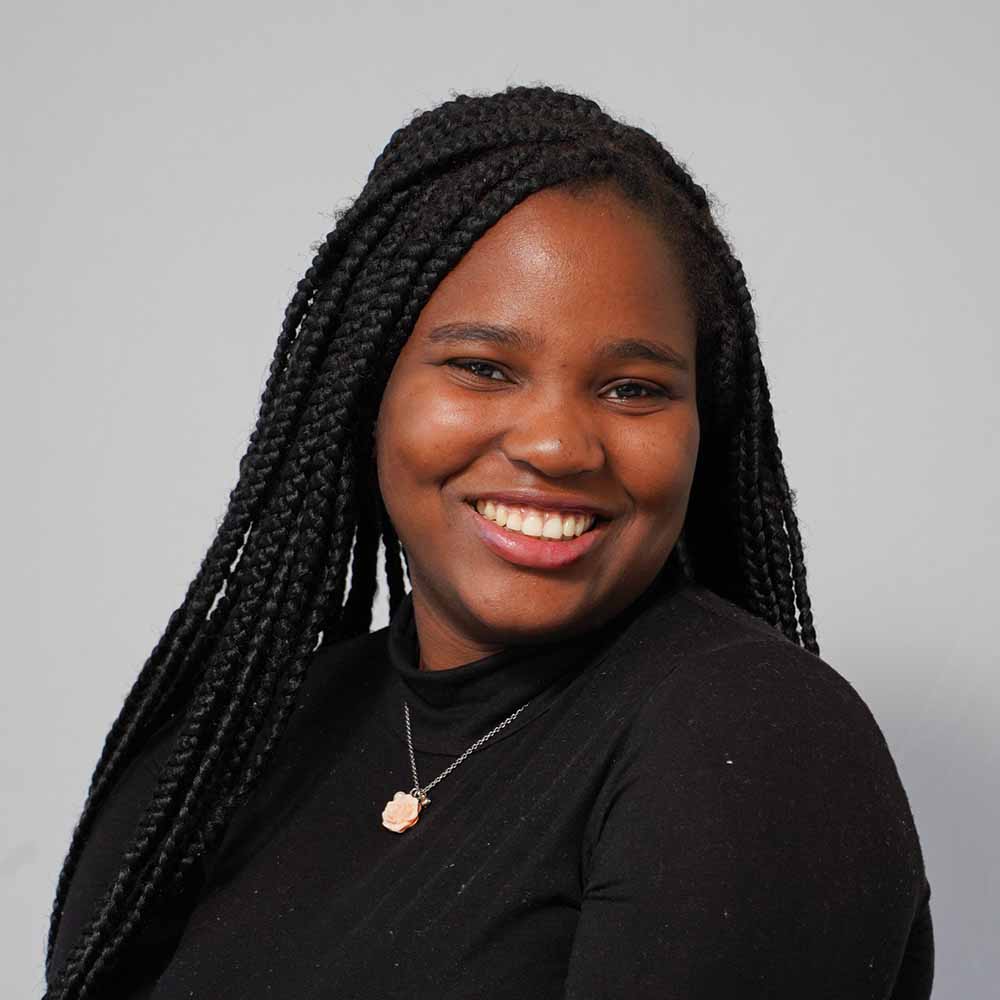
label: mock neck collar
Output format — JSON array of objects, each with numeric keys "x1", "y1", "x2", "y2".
[{"x1": 381, "y1": 559, "x2": 685, "y2": 755}]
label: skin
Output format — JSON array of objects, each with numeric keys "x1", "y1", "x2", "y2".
[{"x1": 373, "y1": 182, "x2": 700, "y2": 671}]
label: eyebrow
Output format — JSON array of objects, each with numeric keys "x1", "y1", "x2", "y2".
[{"x1": 425, "y1": 322, "x2": 691, "y2": 373}]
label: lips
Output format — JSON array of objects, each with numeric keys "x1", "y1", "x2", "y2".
[{"x1": 463, "y1": 497, "x2": 609, "y2": 570}]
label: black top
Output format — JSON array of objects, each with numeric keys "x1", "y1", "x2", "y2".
[{"x1": 49, "y1": 565, "x2": 934, "y2": 998}]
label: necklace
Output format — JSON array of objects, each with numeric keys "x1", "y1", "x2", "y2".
[{"x1": 381, "y1": 698, "x2": 533, "y2": 833}]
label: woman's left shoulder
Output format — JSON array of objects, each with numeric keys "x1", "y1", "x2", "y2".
[
  {"x1": 639, "y1": 580, "x2": 890, "y2": 743},
  {"x1": 575, "y1": 581, "x2": 933, "y2": 998},
  {"x1": 625, "y1": 582, "x2": 927, "y2": 873}
]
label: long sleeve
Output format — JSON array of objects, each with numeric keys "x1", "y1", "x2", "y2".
[
  {"x1": 564, "y1": 639, "x2": 933, "y2": 999},
  {"x1": 47, "y1": 711, "x2": 199, "y2": 999}
]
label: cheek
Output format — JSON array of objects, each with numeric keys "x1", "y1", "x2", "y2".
[
  {"x1": 616, "y1": 413, "x2": 700, "y2": 508},
  {"x1": 377, "y1": 377, "x2": 484, "y2": 495}
]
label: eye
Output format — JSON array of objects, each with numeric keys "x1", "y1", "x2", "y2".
[
  {"x1": 604, "y1": 381, "x2": 671, "y2": 402},
  {"x1": 446, "y1": 359, "x2": 510, "y2": 382}
]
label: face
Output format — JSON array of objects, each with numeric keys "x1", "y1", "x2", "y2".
[{"x1": 374, "y1": 183, "x2": 699, "y2": 670}]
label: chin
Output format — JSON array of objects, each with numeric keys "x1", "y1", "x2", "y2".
[{"x1": 447, "y1": 575, "x2": 606, "y2": 638}]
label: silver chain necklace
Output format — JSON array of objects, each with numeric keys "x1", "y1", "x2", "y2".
[{"x1": 380, "y1": 697, "x2": 533, "y2": 833}]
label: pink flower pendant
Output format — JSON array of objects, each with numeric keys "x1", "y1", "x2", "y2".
[{"x1": 381, "y1": 790, "x2": 427, "y2": 833}]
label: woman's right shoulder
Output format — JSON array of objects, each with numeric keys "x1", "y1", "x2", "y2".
[{"x1": 49, "y1": 625, "x2": 389, "y2": 983}]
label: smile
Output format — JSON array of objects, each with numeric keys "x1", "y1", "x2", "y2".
[
  {"x1": 463, "y1": 500, "x2": 609, "y2": 570},
  {"x1": 468, "y1": 499, "x2": 598, "y2": 540}
]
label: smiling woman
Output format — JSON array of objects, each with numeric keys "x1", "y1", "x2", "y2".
[
  {"x1": 374, "y1": 185, "x2": 700, "y2": 652},
  {"x1": 44, "y1": 86, "x2": 933, "y2": 999}
]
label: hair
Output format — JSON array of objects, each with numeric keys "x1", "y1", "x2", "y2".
[{"x1": 44, "y1": 84, "x2": 818, "y2": 998}]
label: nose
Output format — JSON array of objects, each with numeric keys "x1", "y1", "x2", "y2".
[{"x1": 498, "y1": 391, "x2": 606, "y2": 478}]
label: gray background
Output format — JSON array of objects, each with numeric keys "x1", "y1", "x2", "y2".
[{"x1": 5, "y1": 1, "x2": 997, "y2": 996}]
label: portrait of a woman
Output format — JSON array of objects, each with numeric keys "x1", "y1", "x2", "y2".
[{"x1": 43, "y1": 85, "x2": 933, "y2": 999}]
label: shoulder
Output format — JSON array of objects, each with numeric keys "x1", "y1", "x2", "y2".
[
  {"x1": 573, "y1": 580, "x2": 932, "y2": 998},
  {"x1": 50, "y1": 626, "x2": 390, "y2": 981},
  {"x1": 616, "y1": 579, "x2": 887, "y2": 740},
  {"x1": 629, "y1": 582, "x2": 912, "y2": 814},
  {"x1": 589, "y1": 578, "x2": 928, "y2": 884}
]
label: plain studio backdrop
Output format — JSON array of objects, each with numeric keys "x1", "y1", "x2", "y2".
[{"x1": 4, "y1": 1, "x2": 997, "y2": 996}]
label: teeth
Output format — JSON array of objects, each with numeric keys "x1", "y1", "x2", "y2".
[{"x1": 473, "y1": 500, "x2": 596, "y2": 539}]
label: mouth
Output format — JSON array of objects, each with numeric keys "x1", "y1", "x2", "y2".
[{"x1": 462, "y1": 499, "x2": 611, "y2": 570}]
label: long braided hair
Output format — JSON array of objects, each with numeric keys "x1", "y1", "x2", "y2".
[{"x1": 44, "y1": 84, "x2": 819, "y2": 998}]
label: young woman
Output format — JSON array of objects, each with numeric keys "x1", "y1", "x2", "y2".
[{"x1": 44, "y1": 85, "x2": 934, "y2": 999}]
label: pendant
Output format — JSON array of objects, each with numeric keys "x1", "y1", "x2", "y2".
[{"x1": 381, "y1": 789, "x2": 429, "y2": 833}]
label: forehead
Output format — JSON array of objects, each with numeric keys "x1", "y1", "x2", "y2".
[{"x1": 412, "y1": 184, "x2": 694, "y2": 344}]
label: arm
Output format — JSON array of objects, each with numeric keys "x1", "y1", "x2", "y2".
[{"x1": 565, "y1": 640, "x2": 932, "y2": 999}]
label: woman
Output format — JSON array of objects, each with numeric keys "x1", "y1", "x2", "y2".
[{"x1": 44, "y1": 85, "x2": 934, "y2": 999}]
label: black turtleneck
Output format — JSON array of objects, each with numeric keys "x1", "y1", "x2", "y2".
[
  {"x1": 48, "y1": 568, "x2": 933, "y2": 998},
  {"x1": 381, "y1": 576, "x2": 662, "y2": 757}
]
